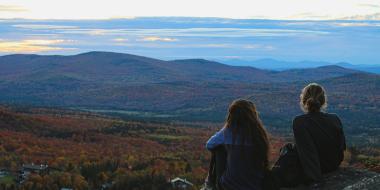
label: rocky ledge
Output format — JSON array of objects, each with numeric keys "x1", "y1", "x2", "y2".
[{"x1": 282, "y1": 167, "x2": 380, "y2": 190}]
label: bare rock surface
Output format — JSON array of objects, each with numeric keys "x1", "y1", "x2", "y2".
[{"x1": 282, "y1": 167, "x2": 380, "y2": 190}]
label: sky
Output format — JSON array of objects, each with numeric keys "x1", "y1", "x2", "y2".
[
  {"x1": 1, "y1": 0, "x2": 380, "y2": 20},
  {"x1": 0, "y1": 0, "x2": 379, "y2": 65}
]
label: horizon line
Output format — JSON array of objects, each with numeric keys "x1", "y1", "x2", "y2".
[
  {"x1": 2, "y1": 16, "x2": 380, "y2": 22},
  {"x1": 1, "y1": 50, "x2": 375, "y2": 66}
]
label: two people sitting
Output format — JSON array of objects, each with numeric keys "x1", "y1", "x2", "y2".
[{"x1": 203, "y1": 83, "x2": 346, "y2": 190}]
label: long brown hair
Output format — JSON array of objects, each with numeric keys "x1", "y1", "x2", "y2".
[{"x1": 225, "y1": 99, "x2": 270, "y2": 169}]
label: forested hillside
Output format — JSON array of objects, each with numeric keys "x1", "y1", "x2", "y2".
[
  {"x1": 0, "y1": 52, "x2": 378, "y2": 146},
  {"x1": 0, "y1": 52, "x2": 379, "y2": 189},
  {"x1": 0, "y1": 107, "x2": 378, "y2": 189}
]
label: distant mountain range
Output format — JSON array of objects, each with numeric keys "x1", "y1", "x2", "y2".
[
  {"x1": 0, "y1": 51, "x2": 363, "y2": 84},
  {"x1": 221, "y1": 58, "x2": 380, "y2": 74},
  {"x1": 0, "y1": 51, "x2": 379, "y2": 136}
]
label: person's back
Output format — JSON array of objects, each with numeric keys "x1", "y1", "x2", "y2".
[
  {"x1": 293, "y1": 112, "x2": 346, "y2": 181},
  {"x1": 203, "y1": 99, "x2": 270, "y2": 190},
  {"x1": 219, "y1": 129, "x2": 264, "y2": 189},
  {"x1": 293, "y1": 83, "x2": 346, "y2": 183}
]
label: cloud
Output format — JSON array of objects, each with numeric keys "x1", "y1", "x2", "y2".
[
  {"x1": 333, "y1": 22, "x2": 380, "y2": 27},
  {"x1": 279, "y1": 21, "x2": 320, "y2": 26},
  {"x1": 112, "y1": 38, "x2": 128, "y2": 42},
  {"x1": 87, "y1": 29, "x2": 109, "y2": 36},
  {"x1": 198, "y1": 44, "x2": 230, "y2": 48},
  {"x1": 288, "y1": 12, "x2": 333, "y2": 20},
  {"x1": 243, "y1": 44, "x2": 275, "y2": 50},
  {"x1": 222, "y1": 56, "x2": 242, "y2": 59},
  {"x1": 139, "y1": 36, "x2": 178, "y2": 42},
  {"x1": 358, "y1": 4, "x2": 380, "y2": 8},
  {"x1": 341, "y1": 13, "x2": 380, "y2": 20},
  {"x1": 107, "y1": 16, "x2": 137, "y2": 19},
  {"x1": 114, "y1": 42, "x2": 275, "y2": 50},
  {"x1": 59, "y1": 29, "x2": 112, "y2": 36},
  {"x1": 189, "y1": 43, "x2": 273, "y2": 49},
  {"x1": 244, "y1": 45, "x2": 260, "y2": 49},
  {"x1": 0, "y1": 5, "x2": 27, "y2": 12},
  {"x1": 13, "y1": 24, "x2": 78, "y2": 30},
  {"x1": 0, "y1": 39, "x2": 74, "y2": 53},
  {"x1": 112, "y1": 38, "x2": 129, "y2": 46},
  {"x1": 57, "y1": 28, "x2": 328, "y2": 38}
]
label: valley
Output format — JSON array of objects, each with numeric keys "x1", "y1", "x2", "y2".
[
  {"x1": 0, "y1": 52, "x2": 379, "y2": 146},
  {"x1": 0, "y1": 51, "x2": 379, "y2": 189}
]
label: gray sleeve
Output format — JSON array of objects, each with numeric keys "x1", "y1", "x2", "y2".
[{"x1": 293, "y1": 119, "x2": 322, "y2": 181}]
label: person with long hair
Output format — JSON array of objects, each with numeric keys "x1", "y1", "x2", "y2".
[{"x1": 202, "y1": 99, "x2": 270, "y2": 190}]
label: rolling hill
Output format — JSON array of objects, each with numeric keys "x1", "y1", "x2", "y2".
[
  {"x1": 0, "y1": 51, "x2": 367, "y2": 113},
  {"x1": 0, "y1": 52, "x2": 379, "y2": 145},
  {"x1": 0, "y1": 51, "x2": 361, "y2": 84},
  {"x1": 222, "y1": 58, "x2": 380, "y2": 74}
]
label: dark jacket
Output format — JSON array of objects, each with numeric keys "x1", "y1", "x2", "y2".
[
  {"x1": 293, "y1": 112, "x2": 346, "y2": 182},
  {"x1": 206, "y1": 127, "x2": 264, "y2": 190}
]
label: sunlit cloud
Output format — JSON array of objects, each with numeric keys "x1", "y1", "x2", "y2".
[
  {"x1": 60, "y1": 29, "x2": 113, "y2": 36},
  {"x1": 112, "y1": 38, "x2": 128, "y2": 42},
  {"x1": 105, "y1": 43, "x2": 229, "y2": 48},
  {"x1": 244, "y1": 44, "x2": 275, "y2": 50},
  {"x1": 289, "y1": 12, "x2": 333, "y2": 20},
  {"x1": 26, "y1": 34, "x2": 63, "y2": 37},
  {"x1": 13, "y1": 24, "x2": 78, "y2": 30},
  {"x1": 279, "y1": 22, "x2": 317, "y2": 26},
  {"x1": 57, "y1": 28, "x2": 328, "y2": 38},
  {"x1": 244, "y1": 45, "x2": 260, "y2": 49},
  {"x1": 112, "y1": 38, "x2": 129, "y2": 46},
  {"x1": 334, "y1": 22, "x2": 380, "y2": 27},
  {"x1": 0, "y1": 39, "x2": 74, "y2": 53},
  {"x1": 1, "y1": 0, "x2": 380, "y2": 20},
  {"x1": 358, "y1": 3, "x2": 380, "y2": 8},
  {"x1": 0, "y1": 5, "x2": 27, "y2": 12},
  {"x1": 60, "y1": 29, "x2": 125, "y2": 36},
  {"x1": 107, "y1": 16, "x2": 137, "y2": 19},
  {"x1": 342, "y1": 13, "x2": 380, "y2": 20},
  {"x1": 113, "y1": 42, "x2": 274, "y2": 50},
  {"x1": 0, "y1": 18, "x2": 378, "y2": 64},
  {"x1": 88, "y1": 29, "x2": 108, "y2": 36},
  {"x1": 139, "y1": 36, "x2": 178, "y2": 42}
]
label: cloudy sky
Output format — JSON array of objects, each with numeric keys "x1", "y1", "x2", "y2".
[
  {"x1": 0, "y1": 0, "x2": 379, "y2": 65},
  {"x1": 1, "y1": 0, "x2": 380, "y2": 20}
]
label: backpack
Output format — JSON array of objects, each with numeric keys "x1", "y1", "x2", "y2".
[
  {"x1": 262, "y1": 169, "x2": 280, "y2": 190},
  {"x1": 271, "y1": 143, "x2": 305, "y2": 188}
]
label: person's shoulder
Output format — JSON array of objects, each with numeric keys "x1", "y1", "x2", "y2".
[
  {"x1": 323, "y1": 112, "x2": 339, "y2": 118},
  {"x1": 293, "y1": 114, "x2": 308, "y2": 123},
  {"x1": 292, "y1": 114, "x2": 308, "y2": 130},
  {"x1": 323, "y1": 112, "x2": 342, "y2": 125},
  {"x1": 322, "y1": 112, "x2": 341, "y2": 121},
  {"x1": 221, "y1": 127, "x2": 235, "y2": 144}
]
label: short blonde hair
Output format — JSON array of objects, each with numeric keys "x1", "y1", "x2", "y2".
[{"x1": 300, "y1": 83, "x2": 327, "y2": 113}]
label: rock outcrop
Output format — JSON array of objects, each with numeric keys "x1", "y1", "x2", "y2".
[{"x1": 282, "y1": 167, "x2": 380, "y2": 190}]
